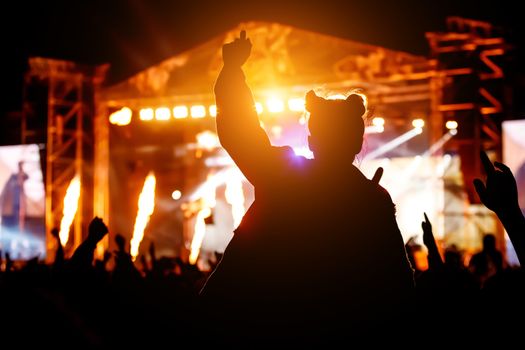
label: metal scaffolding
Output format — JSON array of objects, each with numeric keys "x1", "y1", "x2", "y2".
[{"x1": 21, "y1": 58, "x2": 108, "y2": 260}]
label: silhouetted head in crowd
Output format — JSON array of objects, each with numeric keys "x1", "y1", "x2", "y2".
[
  {"x1": 483, "y1": 234, "x2": 497, "y2": 252},
  {"x1": 305, "y1": 90, "x2": 366, "y2": 164}
]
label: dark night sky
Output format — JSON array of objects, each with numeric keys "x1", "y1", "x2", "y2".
[{"x1": 1, "y1": 0, "x2": 523, "y2": 115}]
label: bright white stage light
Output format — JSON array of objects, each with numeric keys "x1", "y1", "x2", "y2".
[
  {"x1": 267, "y1": 97, "x2": 284, "y2": 113},
  {"x1": 372, "y1": 117, "x2": 385, "y2": 127},
  {"x1": 412, "y1": 118, "x2": 425, "y2": 129},
  {"x1": 288, "y1": 98, "x2": 305, "y2": 112},
  {"x1": 155, "y1": 107, "x2": 171, "y2": 121},
  {"x1": 173, "y1": 106, "x2": 188, "y2": 119},
  {"x1": 446, "y1": 120, "x2": 458, "y2": 130},
  {"x1": 172, "y1": 190, "x2": 182, "y2": 200},
  {"x1": 191, "y1": 105, "x2": 206, "y2": 118},
  {"x1": 139, "y1": 108, "x2": 154, "y2": 121}
]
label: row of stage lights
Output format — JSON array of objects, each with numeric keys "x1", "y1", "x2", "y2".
[
  {"x1": 109, "y1": 97, "x2": 310, "y2": 126},
  {"x1": 109, "y1": 102, "x2": 459, "y2": 134}
]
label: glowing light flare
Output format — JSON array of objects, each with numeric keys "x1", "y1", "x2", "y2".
[
  {"x1": 189, "y1": 207, "x2": 211, "y2": 265},
  {"x1": 173, "y1": 106, "x2": 188, "y2": 119},
  {"x1": 209, "y1": 105, "x2": 217, "y2": 117},
  {"x1": 59, "y1": 176, "x2": 81, "y2": 246},
  {"x1": 196, "y1": 130, "x2": 220, "y2": 150},
  {"x1": 288, "y1": 98, "x2": 305, "y2": 112},
  {"x1": 412, "y1": 118, "x2": 425, "y2": 129},
  {"x1": 172, "y1": 190, "x2": 182, "y2": 200},
  {"x1": 130, "y1": 173, "x2": 156, "y2": 261},
  {"x1": 191, "y1": 105, "x2": 206, "y2": 118},
  {"x1": 155, "y1": 107, "x2": 171, "y2": 121},
  {"x1": 189, "y1": 174, "x2": 217, "y2": 265},
  {"x1": 446, "y1": 120, "x2": 458, "y2": 130},
  {"x1": 372, "y1": 117, "x2": 385, "y2": 127},
  {"x1": 139, "y1": 108, "x2": 154, "y2": 121},
  {"x1": 364, "y1": 127, "x2": 423, "y2": 160},
  {"x1": 109, "y1": 107, "x2": 132, "y2": 126},
  {"x1": 225, "y1": 170, "x2": 246, "y2": 228},
  {"x1": 266, "y1": 97, "x2": 284, "y2": 113}
]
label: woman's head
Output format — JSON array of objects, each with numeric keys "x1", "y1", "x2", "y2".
[{"x1": 305, "y1": 90, "x2": 366, "y2": 161}]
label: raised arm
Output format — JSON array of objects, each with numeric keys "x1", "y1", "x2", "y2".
[
  {"x1": 474, "y1": 151, "x2": 525, "y2": 265},
  {"x1": 214, "y1": 30, "x2": 274, "y2": 184}
]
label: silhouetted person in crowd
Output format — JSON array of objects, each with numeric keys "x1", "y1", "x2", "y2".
[
  {"x1": 201, "y1": 30, "x2": 414, "y2": 343},
  {"x1": 469, "y1": 233, "x2": 504, "y2": 287}
]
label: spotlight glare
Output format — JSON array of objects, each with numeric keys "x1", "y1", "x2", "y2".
[
  {"x1": 155, "y1": 107, "x2": 171, "y2": 121},
  {"x1": 446, "y1": 120, "x2": 458, "y2": 130},
  {"x1": 191, "y1": 105, "x2": 206, "y2": 119},
  {"x1": 139, "y1": 108, "x2": 154, "y2": 121},
  {"x1": 173, "y1": 106, "x2": 188, "y2": 119},
  {"x1": 267, "y1": 97, "x2": 284, "y2": 113},
  {"x1": 449, "y1": 129, "x2": 458, "y2": 136},
  {"x1": 172, "y1": 190, "x2": 182, "y2": 200},
  {"x1": 372, "y1": 117, "x2": 385, "y2": 127},
  {"x1": 109, "y1": 107, "x2": 132, "y2": 126},
  {"x1": 288, "y1": 98, "x2": 305, "y2": 112},
  {"x1": 412, "y1": 118, "x2": 425, "y2": 129}
]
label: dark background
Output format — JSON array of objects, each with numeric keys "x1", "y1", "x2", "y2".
[{"x1": 1, "y1": 0, "x2": 524, "y2": 122}]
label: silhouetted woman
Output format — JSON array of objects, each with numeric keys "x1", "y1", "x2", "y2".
[{"x1": 201, "y1": 31, "x2": 414, "y2": 343}]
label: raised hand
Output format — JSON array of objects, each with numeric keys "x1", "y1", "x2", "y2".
[
  {"x1": 88, "y1": 216, "x2": 109, "y2": 243},
  {"x1": 473, "y1": 151, "x2": 519, "y2": 213},
  {"x1": 421, "y1": 213, "x2": 433, "y2": 248},
  {"x1": 421, "y1": 212, "x2": 443, "y2": 270},
  {"x1": 222, "y1": 30, "x2": 252, "y2": 68}
]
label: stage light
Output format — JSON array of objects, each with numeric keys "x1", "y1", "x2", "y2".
[
  {"x1": 255, "y1": 102, "x2": 263, "y2": 115},
  {"x1": 196, "y1": 130, "x2": 219, "y2": 150},
  {"x1": 191, "y1": 105, "x2": 206, "y2": 118},
  {"x1": 109, "y1": 107, "x2": 132, "y2": 126},
  {"x1": 173, "y1": 106, "x2": 188, "y2": 119},
  {"x1": 288, "y1": 98, "x2": 305, "y2": 112},
  {"x1": 372, "y1": 117, "x2": 385, "y2": 127},
  {"x1": 412, "y1": 118, "x2": 425, "y2": 129},
  {"x1": 139, "y1": 108, "x2": 154, "y2": 121},
  {"x1": 172, "y1": 190, "x2": 182, "y2": 200},
  {"x1": 209, "y1": 105, "x2": 217, "y2": 117},
  {"x1": 267, "y1": 97, "x2": 284, "y2": 113},
  {"x1": 364, "y1": 127, "x2": 423, "y2": 160},
  {"x1": 446, "y1": 120, "x2": 458, "y2": 130},
  {"x1": 449, "y1": 129, "x2": 458, "y2": 136},
  {"x1": 155, "y1": 107, "x2": 171, "y2": 121}
]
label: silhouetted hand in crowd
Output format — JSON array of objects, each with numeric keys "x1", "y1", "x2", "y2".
[
  {"x1": 70, "y1": 217, "x2": 109, "y2": 270},
  {"x1": 222, "y1": 30, "x2": 251, "y2": 68},
  {"x1": 422, "y1": 212, "x2": 443, "y2": 270},
  {"x1": 474, "y1": 151, "x2": 525, "y2": 264},
  {"x1": 50, "y1": 227, "x2": 65, "y2": 269}
]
